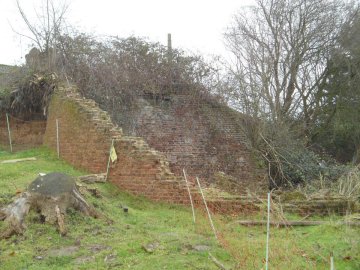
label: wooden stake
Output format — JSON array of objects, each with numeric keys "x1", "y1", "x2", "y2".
[
  {"x1": 6, "y1": 113, "x2": 12, "y2": 153},
  {"x1": 56, "y1": 119, "x2": 59, "y2": 158},
  {"x1": 105, "y1": 139, "x2": 114, "y2": 181},
  {"x1": 265, "y1": 192, "x2": 270, "y2": 270},
  {"x1": 183, "y1": 169, "x2": 196, "y2": 224},
  {"x1": 196, "y1": 177, "x2": 217, "y2": 241}
]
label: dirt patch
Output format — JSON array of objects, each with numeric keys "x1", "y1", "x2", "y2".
[{"x1": 48, "y1": 245, "x2": 79, "y2": 257}]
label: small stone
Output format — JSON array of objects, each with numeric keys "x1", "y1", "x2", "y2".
[
  {"x1": 35, "y1": 255, "x2": 43, "y2": 260},
  {"x1": 142, "y1": 242, "x2": 160, "y2": 253}
]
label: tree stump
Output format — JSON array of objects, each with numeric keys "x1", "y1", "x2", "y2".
[{"x1": 0, "y1": 173, "x2": 99, "y2": 239}]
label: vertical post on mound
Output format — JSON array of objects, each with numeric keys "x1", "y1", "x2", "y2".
[
  {"x1": 105, "y1": 139, "x2": 115, "y2": 181},
  {"x1": 183, "y1": 169, "x2": 196, "y2": 224},
  {"x1": 265, "y1": 192, "x2": 271, "y2": 270},
  {"x1": 56, "y1": 119, "x2": 60, "y2": 158},
  {"x1": 6, "y1": 113, "x2": 13, "y2": 153},
  {"x1": 167, "y1": 33, "x2": 172, "y2": 61},
  {"x1": 196, "y1": 177, "x2": 217, "y2": 241}
]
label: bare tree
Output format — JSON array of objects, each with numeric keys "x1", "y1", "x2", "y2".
[
  {"x1": 225, "y1": 0, "x2": 349, "y2": 130},
  {"x1": 14, "y1": 0, "x2": 69, "y2": 70}
]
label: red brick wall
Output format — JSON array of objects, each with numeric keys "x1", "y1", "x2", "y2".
[
  {"x1": 42, "y1": 88, "x2": 264, "y2": 214},
  {"x1": 117, "y1": 94, "x2": 266, "y2": 192},
  {"x1": 0, "y1": 114, "x2": 46, "y2": 151},
  {"x1": 43, "y1": 88, "x2": 192, "y2": 204}
]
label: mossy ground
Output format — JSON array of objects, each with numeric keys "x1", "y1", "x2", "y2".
[{"x1": 0, "y1": 147, "x2": 359, "y2": 269}]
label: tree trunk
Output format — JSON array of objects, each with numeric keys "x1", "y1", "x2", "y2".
[{"x1": 0, "y1": 173, "x2": 99, "y2": 239}]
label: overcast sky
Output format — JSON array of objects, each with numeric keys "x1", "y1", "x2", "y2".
[{"x1": 0, "y1": 0, "x2": 254, "y2": 65}]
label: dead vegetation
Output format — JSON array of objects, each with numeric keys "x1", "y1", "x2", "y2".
[{"x1": 0, "y1": 71, "x2": 58, "y2": 120}]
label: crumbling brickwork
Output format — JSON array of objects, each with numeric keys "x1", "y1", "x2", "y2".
[
  {"x1": 43, "y1": 87, "x2": 192, "y2": 204},
  {"x1": 0, "y1": 114, "x2": 46, "y2": 151},
  {"x1": 109, "y1": 92, "x2": 266, "y2": 193},
  {"x1": 42, "y1": 87, "x2": 264, "y2": 214}
]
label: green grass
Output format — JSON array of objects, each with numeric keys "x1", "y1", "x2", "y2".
[
  {"x1": 0, "y1": 147, "x2": 231, "y2": 270},
  {"x1": 218, "y1": 216, "x2": 359, "y2": 270},
  {"x1": 0, "y1": 147, "x2": 359, "y2": 269}
]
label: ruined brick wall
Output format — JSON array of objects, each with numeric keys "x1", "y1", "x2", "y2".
[
  {"x1": 43, "y1": 87, "x2": 192, "y2": 204},
  {"x1": 107, "y1": 92, "x2": 266, "y2": 193},
  {"x1": 0, "y1": 114, "x2": 46, "y2": 151},
  {"x1": 41, "y1": 87, "x2": 265, "y2": 214}
]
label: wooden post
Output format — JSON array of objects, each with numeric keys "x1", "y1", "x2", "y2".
[
  {"x1": 6, "y1": 113, "x2": 13, "y2": 153},
  {"x1": 265, "y1": 192, "x2": 271, "y2": 270},
  {"x1": 196, "y1": 177, "x2": 217, "y2": 241},
  {"x1": 105, "y1": 139, "x2": 114, "y2": 181},
  {"x1": 56, "y1": 119, "x2": 60, "y2": 158},
  {"x1": 183, "y1": 169, "x2": 196, "y2": 224}
]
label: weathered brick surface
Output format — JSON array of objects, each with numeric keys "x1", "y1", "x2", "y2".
[
  {"x1": 111, "y1": 93, "x2": 266, "y2": 193},
  {"x1": 41, "y1": 87, "x2": 262, "y2": 214},
  {"x1": 43, "y1": 87, "x2": 191, "y2": 203},
  {"x1": 0, "y1": 114, "x2": 46, "y2": 151}
]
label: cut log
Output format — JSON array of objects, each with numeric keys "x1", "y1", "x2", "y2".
[
  {"x1": 0, "y1": 172, "x2": 99, "y2": 239},
  {"x1": 234, "y1": 220, "x2": 360, "y2": 227}
]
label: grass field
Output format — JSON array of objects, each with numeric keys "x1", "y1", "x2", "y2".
[{"x1": 0, "y1": 147, "x2": 359, "y2": 269}]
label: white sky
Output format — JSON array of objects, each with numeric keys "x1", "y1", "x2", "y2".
[{"x1": 0, "y1": 0, "x2": 254, "y2": 65}]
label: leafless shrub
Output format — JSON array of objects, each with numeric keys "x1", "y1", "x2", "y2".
[{"x1": 52, "y1": 33, "x2": 225, "y2": 130}]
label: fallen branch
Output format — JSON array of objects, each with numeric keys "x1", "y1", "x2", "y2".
[
  {"x1": 234, "y1": 220, "x2": 360, "y2": 227},
  {"x1": 209, "y1": 252, "x2": 229, "y2": 270},
  {"x1": 0, "y1": 157, "x2": 37, "y2": 164},
  {"x1": 78, "y1": 173, "x2": 106, "y2": 183}
]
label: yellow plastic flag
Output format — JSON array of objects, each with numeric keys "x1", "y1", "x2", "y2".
[{"x1": 110, "y1": 145, "x2": 117, "y2": 162}]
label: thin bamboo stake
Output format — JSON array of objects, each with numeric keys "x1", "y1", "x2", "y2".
[
  {"x1": 6, "y1": 113, "x2": 12, "y2": 153},
  {"x1": 183, "y1": 169, "x2": 196, "y2": 224},
  {"x1": 196, "y1": 177, "x2": 217, "y2": 241},
  {"x1": 234, "y1": 220, "x2": 360, "y2": 227},
  {"x1": 56, "y1": 119, "x2": 59, "y2": 158},
  {"x1": 330, "y1": 253, "x2": 335, "y2": 270},
  {"x1": 105, "y1": 139, "x2": 114, "y2": 181},
  {"x1": 265, "y1": 192, "x2": 270, "y2": 270}
]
